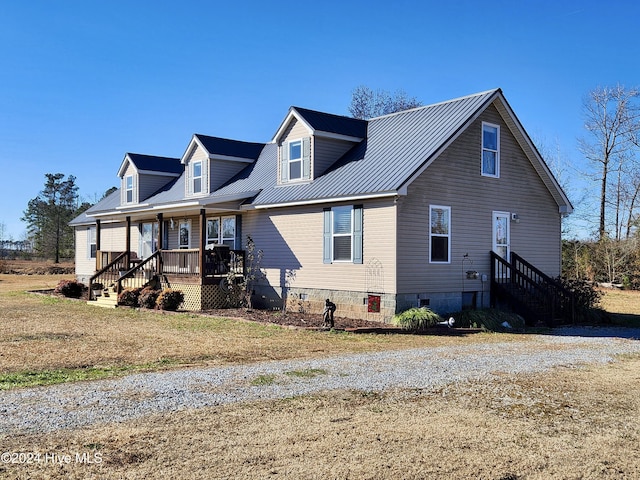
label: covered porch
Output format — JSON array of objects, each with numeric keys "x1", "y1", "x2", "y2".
[{"x1": 88, "y1": 208, "x2": 246, "y2": 307}]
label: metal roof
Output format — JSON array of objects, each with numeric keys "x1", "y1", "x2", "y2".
[
  {"x1": 71, "y1": 88, "x2": 572, "y2": 225},
  {"x1": 194, "y1": 135, "x2": 265, "y2": 160},
  {"x1": 127, "y1": 153, "x2": 183, "y2": 174}
]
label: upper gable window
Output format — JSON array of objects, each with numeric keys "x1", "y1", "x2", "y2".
[
  {"x1": 289, "y1": 140, "x2": 302, "y2": 180},
  {"x1": 193, "y1": 161, "x2": 203, "y2": 194},
  {"x1": 280, "y1": 137, "x2": 311, "y2": 183},
  {"x1": 125, "y1": 175, "x2": 134, "y2": 203},
  {"x1": 482, "y1": 122, "x2": 500, "y2": 178}
]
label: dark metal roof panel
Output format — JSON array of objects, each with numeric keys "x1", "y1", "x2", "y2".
[
  {"x1": 128, "y1": 153, "x2": 183, "y2": 174},
  {"x1": 292, "y1": 107, "x2": 367, "y2": 138},
  {"x1": 195, "y1": 135, "x2": 265, "y2": 160}
]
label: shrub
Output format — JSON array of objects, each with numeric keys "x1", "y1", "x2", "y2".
[
  {"x1": 54, "y1": 279, "x2": 86, "y2": 298},
  {"x1": 138, "y1": 287, "x2": 161, "y2": 309},
  {"x1": 156, "y1": 289, "x2": 184, "y2": 311},
  {"x1": 555, "y1": 277, "x2": 602, "y2": 311},
  {"x1": 118, "y1": 288, "x2": 142, "y2": 307},
  {"x1": 451, "y1": 309, "x2": 525, "y2": 332},
  {"x1": 392, "y1": 307, "x2": 442, "y2": 331}
]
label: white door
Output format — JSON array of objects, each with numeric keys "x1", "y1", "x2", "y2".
[{"x1": 493, "y1": 211, "x2": 510, "y2": 260}]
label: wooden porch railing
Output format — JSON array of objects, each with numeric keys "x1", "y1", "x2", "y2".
[
  {"x1": 89, "y1": 248, "x2": 247, "y2": 301},
  {"x1": 88, "y1": 251, "x2": 128, "y2": 300},
  {"x1": 490, "y1": 251, "x2": 575, "y2": 326}
]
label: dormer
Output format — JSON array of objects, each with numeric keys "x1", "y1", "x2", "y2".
[
  {"x1": 117, "y1": 153, "x2": 182, "y2": 206},
  {"x1": 181, "y1": 134, "x2": 264, "y2": 198},
  {"x1": 272, "y1": 107, "x2": 367, "y2": 185}
]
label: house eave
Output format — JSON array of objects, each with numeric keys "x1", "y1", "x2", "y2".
[
  {"x1": 313, "y1": 131, "x2": 364, "y2": 143},
  {"x1": 247, "y1": 191, "x2": 398, "y2": 210}
]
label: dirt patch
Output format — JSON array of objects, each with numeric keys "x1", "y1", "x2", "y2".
[
  {"x1": 201, "y1": 308, "x2": 394, "y2": 330},
  {"x1": 0, "y1": 259, "x2": 75, "y2": 275}
]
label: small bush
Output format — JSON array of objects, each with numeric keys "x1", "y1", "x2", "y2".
[
  {"x1": 54, "y1": 279, "x2": 86, "y2": 298},
  {"x1": 156, "y1": 289, "x2": 184, "y2": 311},
  {"x1": 392, "y1": 307, "x2": 442, "y2": 331},
  {"x1": 555, "y1": 277, "x2": 602, "y2": 310},
  {"x1": 118, "y1": 288, "x2": 142, "y2": 307},
  {"x1": 138, "y1": 287, "x2": 161, "y2": 309},
  {"x1": 451, "y1": 309, "x2": 525, "y2": 332}
]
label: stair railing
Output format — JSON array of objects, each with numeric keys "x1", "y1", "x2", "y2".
[
  {"x1": 88, "y1": 251, "x2": 128, "y2": 301},
  {"x1": 115, "y1": 250, "x2": 161, "y2": 293}
]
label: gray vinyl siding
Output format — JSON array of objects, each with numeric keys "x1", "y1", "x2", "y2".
[
  {"x1": 313, "y1": 137, "x2": 357, "y2": 177},
  {"x1": 397, "y1": 104, "x2": 562, "y2": 295}
]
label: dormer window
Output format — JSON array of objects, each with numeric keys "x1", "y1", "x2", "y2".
[
  {"x1": 193, "y1": 161, "x2": 202, "y2": 194},
  {"x1": 280, "y1": 137, "x2": 311, "y2": 183},
  {"x1": 288, "y1": 140, "x2": 302, "y2": 180},
  {"x1": 125, "y1": 175, "x2": 134, "y2": 203}
]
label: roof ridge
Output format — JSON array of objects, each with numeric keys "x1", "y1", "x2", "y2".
[{"x1": 369, "y1": 88, "x2": 501, "y2": 121}]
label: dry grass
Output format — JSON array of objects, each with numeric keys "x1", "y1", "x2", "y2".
[
  {"x1": 3, "y1": 275, "x2": 640, "y2": 478},
  {"x1": 0, "y1": 275, "x2": 508, "y2": 378},
  {"x1": 3, "y1": 356, "x2": 639, "y2": 479}
]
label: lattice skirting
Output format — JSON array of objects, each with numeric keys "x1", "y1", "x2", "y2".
[{"x1": 166, "y1": 282, "x2": 228, "y2": 310}]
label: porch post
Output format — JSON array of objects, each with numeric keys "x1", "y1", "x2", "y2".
[
  {"x1": 199, "y1": 209, "x2": 206, "y2": 281},
  {"x1": 157, "y1": 213, "x2": 164, "y2": 275},
  {"x1": 125, "y1": 216, "x2": 131, "y2": 268},
  {"x1": 95, "y1": 219, "x2": 101, "y2": 270}
]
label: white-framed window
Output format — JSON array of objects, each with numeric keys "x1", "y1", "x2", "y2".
[
  {"x1": 178, "y1": 220, "x2": 191, "y2": 249},
  {"x1": 323, "y1": 205, "x2": 363, "y2": 264},
  {"x1": 430, "y1": 205, "x2": 451, "y2": 263},
  {"x1": 332, "y1": 206, "x2": 353, "y2": 262},
  {"x1": 88, "y1": 226, "x2": 96, "y2": 259},
  {"x1": 288, "y1": 140, "x2": 302, "y2": 180},
  {"x1": 140, "y1": 222, "x2": 158, "y2": 259},
  {"x1": 482, "y1": 122, "x2": 500, "y2": 177},
  {"x1": 193, "y1": 161, "x2": 202, "y2": 194},
  {"x1": 206, "y1": 216, "x2": 236, "y2": 248},
  {"x1": 125, "y1": 175, "x2": 134, "y2": 203}
]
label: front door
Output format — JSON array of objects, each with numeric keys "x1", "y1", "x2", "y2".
[
  {"x1": 493, "y1": 211, "x2": 510, "y2": 260},
  {"x1": 140, "y1": 222, "x2": 158, "y2": 259}
]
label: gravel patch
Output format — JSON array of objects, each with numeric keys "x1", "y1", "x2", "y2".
[{"x1": 1, "y1": 327, "x2": 639, "y2": 436}]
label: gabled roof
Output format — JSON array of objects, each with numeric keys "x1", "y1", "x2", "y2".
[
  {"x1": 250, "y1": 88, "x2": 572, "y2": 214},
  {"x1": 72, "y1": 88, "x2": 572, "y2": 225},
  {"x1": 117, "y1": 153, "x2": 182, "y2": 177},
  {"x1": 181, "y1": 135, "x2": 265, "y2": 164},
  {"x1": 272, "y1": 107, "x2": 367, "y2": 143}
]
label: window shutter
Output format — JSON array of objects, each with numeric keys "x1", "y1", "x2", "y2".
[
  {"x1": 302, "y1": 137, "x2": 311, "y2": 180},
  {"x1": 202, "y1": 159, "x2": 209, "y2": 194},
  {"x1": 185, "y1": 162, "x2": 192, "y2": 196},
  {"x1": 353, "y1": 205, "x2": 363, "y2": 264},
  {"x1": 280, "y1": 143, "x2": 288, "y2": 183},
  {"x1": 323, "y1": 208, "x2": 332, "y2": 264},
  {"x1": 235, "y1": 215, "x2": 242, "y2": 250}
]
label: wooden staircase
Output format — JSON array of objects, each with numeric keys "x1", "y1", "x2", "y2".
[
  {"x1": 490, "y1": 251, "x2": 575, "y2": 327},
  {"x1": 88, "y1": 285, "x2": 119, "y2": 308}
]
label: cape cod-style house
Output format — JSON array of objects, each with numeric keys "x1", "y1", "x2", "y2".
[{"x1": 71, "y1": 89, "x2": 573, "y2": 323}]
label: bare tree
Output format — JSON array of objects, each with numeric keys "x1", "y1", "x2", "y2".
[
  {"x1": 579, "y1": 85, "x2": 640, "y2": 240},
  {"x1": 348, "y1": 85, "x2": 422, "y2": 120}
]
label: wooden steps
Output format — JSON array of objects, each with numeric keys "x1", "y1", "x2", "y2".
[{"x1": 87, "y1": 287, "x2": 119, "y2": 308}]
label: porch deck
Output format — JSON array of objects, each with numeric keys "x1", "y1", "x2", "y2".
[{"x1": 89, "y1": 247, "x2": 245, "y2": 299}]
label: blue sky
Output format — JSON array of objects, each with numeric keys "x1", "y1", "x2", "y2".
[{"x1": 1, "y1": 0, "x2": 638, "y2": 240}]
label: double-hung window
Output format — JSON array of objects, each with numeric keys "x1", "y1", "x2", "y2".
[
  {"x1": 125, "y1": 175, "x2": 134, "y2": 203},
  {"x1": 88, "y1": 226, "x2": 97, "y2": 259},
  {"x1": 206, "y1": 216, "x2": 236, "y2": 248},
  {"x1": 482, "y1": 122, "x2": 500, "y2": 177},
  {"x1": 332, "y1": 206, "x2": 353, "y2": 262},
  {"x1": 323, "y1": 205, "x2": 363, "y2": 264},
  {"x1": 288, "y1": 140, "x2": 302, "y2": 181},
  {"x1": 430, "y1": 205, "x2": 451, "y2": 263},
  {"x1": 193, "y1": 161, "x2": 202, "y2": 194}
]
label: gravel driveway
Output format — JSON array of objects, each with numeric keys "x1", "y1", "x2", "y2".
[{"x1": 2, "y1": 327, "x2": 639, "y2": 436}]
